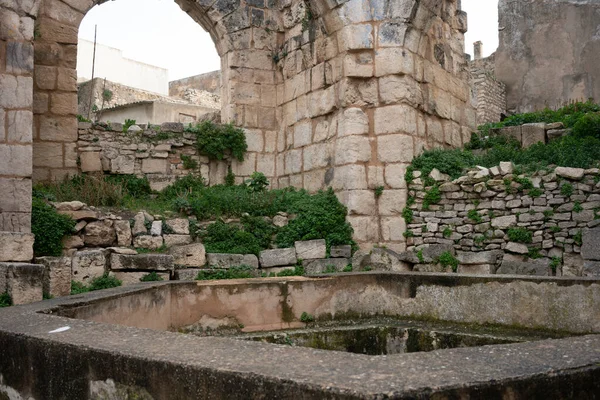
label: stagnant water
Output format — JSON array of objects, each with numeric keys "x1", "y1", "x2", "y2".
[{"x1": 184, "y1": 318, "x2": 570, "y2": 356}]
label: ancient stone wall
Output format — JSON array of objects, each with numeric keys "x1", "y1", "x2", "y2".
[
  {"x1": 0, "y1": 0, "x2": 476, "y2": 262},
  {"x1": 169, "y1": 70, "x2": 221, "y2": 96},
  {"x1": 0, "y1": 1, "x2": 36, "y2": 251},
  {"x1": 496, "y1": 0, "x2": 600, "y2": 113},
  {"x1": 77, "y1": 121, "x2": 253, "y2": 191},
  {"x1": 468, "y1": 54, "x2": 506, "y2": 125},
  {"x1": 404, "y1": 162, "x2": 600, "y2": 277}
]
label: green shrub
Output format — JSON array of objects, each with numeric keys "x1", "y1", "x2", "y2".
[
  {"x1": 300, "y1": 312, "x2": 315, "y2": 323},
  {"x1": 70, "y1": 273, "x2": 121, "y2": 295},
  {"x1": 550, "y1": 257, "x2": 561, "y2": 273},
  {"x1": 276, "y1": 188, "x2": 355, "y2": 252},
  {"x1": 186, "y1": 121, "x2": 247, "y2": 161},
  {"x1": 437, "y1": 251, "x2": 459, "y2": 273},
  {"x1": 140, "y1": 272, "x2": 164, "y2": 282},
  {"x1": 106, "y1": 175, "x2": 152, "y2": 199},
  {"x1": 123, "y1": 119, "x2": 136, "y2": 132},
  {"x1": 196, "y1": 265, "x2": 255, "y2": 280},
  {"x1": 342, "y1": 264, "x2": 353, "y2": 272},
  {"x1": 181, "y1": 155, "x2": 198, "y2": 170},
  {"x1": 161, "y1": 175, "x2": 205, "y2": 199},
  {"x1": 507, "y1": 228, "x2": 533, "y2": 243},
  {"x1": 402, "y1": 207, "x2": 414, "y2": 224},
  {"x1": 573, "y1": 201, "x2": 583, "y2": 213},
  {"x1": 225, "y1": 166, "x2": 236, "y2": 186},
  {"x1": 246, "y1": 172, "x2": 269, "y2": 192},
  {"x1": 0, "y1": 293, "x2": 12, "y2": 308},
  {"x1": 527, "y1": 247, "x2": 542, "y2": 260},
  {"x1": 560, "y1": 183, "x2": 574, "y2": 197},
  {"x1": 202, "y1": 216, "x2": 276, "y2": 256},
  {"x1": 32, "y1": 198, "x2": 76, "y2": 257},
  {"x1": 467, "y1": 209, "x2": 482, "y2": 223},
  {"x1": 572, "y1": 112, "x2": 600, "y2": 139},
  {"x1": 423, "y1": 185, "x2": 441, "y2": 209},
  {"x1": 274, "y1": 265, "x2": 305, "y2": 277},
  {"x1": 443, "y1": 227, "x2": 453, "y2": 238}
]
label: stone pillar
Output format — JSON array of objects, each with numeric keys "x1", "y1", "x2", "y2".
[
  {"x1": 0, "y1": 1, "x2": 37, "y2": 261},
  {"x1": 474, "y1": 41, "x2": 483, "y2": 60}
]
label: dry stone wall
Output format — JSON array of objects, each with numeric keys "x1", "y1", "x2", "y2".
[
  {"x1": 403, "y1": 163, "x2": 600, "y2": 277},
  {"x1": 77, "y1": 120, "x2": 262, "y2": 190}
]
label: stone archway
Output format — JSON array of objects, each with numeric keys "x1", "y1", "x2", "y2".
[{"x1": 0, "y1": 0, "x2": 476, "y2": 261}]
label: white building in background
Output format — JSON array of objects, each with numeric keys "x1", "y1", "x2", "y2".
[{"x1": 77, "y1": 39, "x2": 169, "y2": 95}]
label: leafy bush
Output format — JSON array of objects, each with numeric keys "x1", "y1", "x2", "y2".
[
  {"x1": 246, "y1": 172, "x2": 269, "y2": 192},
  {"x1": 507, "y1": 228, "x2": 533, "y2": 243},
  {"x1": 140, "y1": 272, "x2": 164, "y2": 282},
  {"x1": 70, "y1": 274, "x2": 122, "y2": 295},
  {"x1": 423, "y1": 185, "x2": 441, "y2": 209},
  {"x1": 573, "y1": 112, "x2": 600, "y2": 139},
  {"x1": 186, "y1": 121, "x2": 247, "y2": 161},
  {"x1": 276, "y1": 188, "x2": 355, "y2": 252},
  {"x1": 160, "y1": 175, "x2": 205, "y2": 200},
  {"x1": 32, "y1": 198, "x2": 75, "y2": 257},
  {"x1": 196, "y1": 265, "x2": 255, "y2": 280},
  {"x1": 437, "y1": 251, "x2": 459, "y2": 273},
  {"x1": 0, "y1": 293, "x2": 12, "y2": 308},
  {"x1": 300, "y1": 312, "x2": 315, "y2": 323},
  {"x1": 106, "y1": 175, "x2": 152, "y2": 199},
  {"x1": 123, "y1": 119, "x2": 136, "y2": 132},
  {"x1": 202, "y1": 217, "x2": 274, "y2": 256},
  {"x1": 181, "y1": 155, "x2": 198, "y2": 170},
  {"x1": 225, "y1": 166, "x2": 235, "y2": 186}
]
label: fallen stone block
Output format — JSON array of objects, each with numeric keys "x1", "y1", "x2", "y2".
[
  {"x1": 303, "y1": 258, "x2": 350, "y2": 275},
  {"x1": 259, "y1": 248, "x2": 296, "y2": 268},
  {"x1": 114, "y1": 220, "x2": 132, "y2": 247},
  {"x1": 84, "y1": 221, "x2": 116, "y2": 247},
  {"x1": 368, "y1": 248, "x2": 411, "y2": 272},
  {"x1": 581, "y1": 227, "x2": 600, "y2": 261},
  {"x1": 0, "y1": 262, "x2": 44, "y2": 305},
  {"x1": 496, "y1": 255, "x2": 550, "y2": 276},
  {"x1": 456, "y1": 251, "x2": 502, "y2": 265},
  {"x1": 174, "y1": 268, "x2": 203, "y2": 281},
  {"x1": 110, "y1": 254, "x2": 174, "y2": 271},
  {"x1": 133, "y1": 235, "x2": 164, "y2": 250},
  {"x1": 330, "y1": 245, "x2": 352, "y2": 258},
  {"x1": 72, "y1": 250, "x2": 107, "y2": 284},
  {"x1": 206, "y1": 253, "x2": 259, "y2": 269},
  {"x1": 294, "y1": 239, "x2": 326, "y2": 260},
  {"x1": 163, "y1": 235, "x2": 193, "y2": 247},
  {"x1": 170, "y1": 243, "x2": 206, "y2": 267},
  {"x1": 165, "y1": 218, "x2": 189, "y2": 235}
]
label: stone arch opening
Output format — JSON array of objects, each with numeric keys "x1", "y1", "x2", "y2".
[{"x1": 31, "y1": 0, "x2": 282, "y2": 182}]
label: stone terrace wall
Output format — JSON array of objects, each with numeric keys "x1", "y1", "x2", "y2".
[
  {"x1": 77, "y1": 120, "x2": 258, "y2": 191},
  {"x1": 404, "y1": 163, "x2": 600, "y2": 277},
  {"x1": 469, "y1": 54, "x2": 506, "y2": 125}
]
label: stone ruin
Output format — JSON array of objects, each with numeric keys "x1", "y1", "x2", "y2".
[{"x1": 0, "y1": 0, "x2": 476, "y2": 265}]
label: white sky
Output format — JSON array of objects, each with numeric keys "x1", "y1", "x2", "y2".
[{"x1": 78, "y1": 0, "x2": 499, "y2": 81}]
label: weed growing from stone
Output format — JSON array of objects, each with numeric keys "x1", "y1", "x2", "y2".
[
  {"x1": 467, "y1": 209, "x2": 483, "y2": 224},
  {"x1": 186, "y1": 121, "x2": 247, "y2": 162},
  {"x1": 561, "y1": 183, "x2": 574, "y2": 197},
  {"x1": 550, "y1": 257, "x2": 562, "y2": 273},
  {"x1": 527, "y1": 247, "x2": 542, "y2": 260},
  {"x1": 0, "y1": 293, "x2": 12, "y2": 308},
  {"x1": 573, "y1": 230, "x2": 583, "y2": 246},
  {"x1": 31, "y1": 196, "x2": 76, "y2": 257},
  {"x1": 300, "y1": 312, "x2": 315, "y2": 323},
  {"x1": 423, "y1": 185, "x2": 441, "y2": 210},
  {"x1": 437, "y1": 252, "x2": 459, "y2": 273},
  {"x1": 442, "y1": 227, "x2": 453, "y2": 238},
  {"x1": 507, "y1": 228, "x2": 533, "y2": 243},
  {"x1": 402, "y1": 207, "x2": 414, "y2": 224},
  {"x1": 181, "y1": 155, "x2": 198, "y2": 170},
  {"x1": 70, "y1": 274, "x2": 122, "y2": 295},
  {"x1": 195, "y1": 265, "x2": 255, "y2": 281},
  {"x1": 573, "y1": 201, "x2": 583, "y2": 213},
  {"x1": 140, "y1": 272, "x2": 164, "y2": 282},
  {"x1": 374, "y1": 186, "x2": 384, "y2": 198}
]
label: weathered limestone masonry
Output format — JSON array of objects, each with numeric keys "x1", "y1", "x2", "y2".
[
  {"x1": 496, "y1": 0, "x2": 600, "y2": 113},
  {"x1": 404, "y1": 162, "x2": 600, "y2": 277},
  {"x1": 169, "y1": 70, "x2": 222, "y2": 96},
  {"x1": 78, "y1": 121, "x2": 243, "y2": 190},
  {"x1": 0, "y1": 0, "x2": 36, "y2": 262},
  {"x1": 468, "y1": 53, "x2": 506, "y2": 125},
  {"x1": 1, "y1": 0, "x2": 475, "y2": 267}
]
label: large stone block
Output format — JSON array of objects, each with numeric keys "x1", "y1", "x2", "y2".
[
  {"x1": 581, "y1": 228, "x2": 600, "y2": 261},
  {"x1": 303, "y1": 258, "x2": 350, "y2": 275},
  {"x1": 374, "y1": 104, "x2": 417, "y2": 135},
  {"x1": 36, "y1": 256, "x2": 71, "y2": 297},
  {"x1": 206, "y1": 253, "x2": 259, "y2": 269},
  {"x1": 71, "y1": 250, "x2": 106, "y2": 284},
  {"x1": 110, "y1": 254, "x2": 174, "y2": 271},
  {"x1": 456, "y1": 251, "x2": 503, "y2": 265},
  {"x1": 111, "y1": 271, "x2": 170, "y2": 286},
  {"x1": 133, "y1": 235, "x2": 164, "y2": 249},
  {"x1": 0, "y1": 263, "x2": 43, "y2": 305},
  {"x1": 0, "y1": 178, "x2": 31, "y2": 213},
  {"x1": 141, "y1": 159, "x2": 168, "y2": 174},
  {"x1": 170, "y1": 243, "x2": 206, "y2": 267},
  {"x1": 377, "y1": 135, "x2": 414, "y2": 163},
  {"x1": 114, "y1": 220, "x2": 132, "y2": 247},
  {"x1": 259, "y1": 248, "x2": 296, "y2": 268},
  {"x1": 0, "y1": 144, "x2": 33, "y2": 177},
  {"x1": 0, "y1": 232, "x2": 34, "y2": 262},
  {"x1": 521, "y1": 123, "x2": 546, "y2": 148},
  {"x1": 0, "y1": 75, "x2": 32, "y2": 108},
  {"x1": 165, "y1": 219, "x2": 189, "y2": 235},
  {"x1": 367, "y1": 248, "x2": 411, "y2": 272},
  {"x1": 496, "y1": 255, "x2": 550, "y2": 276},
  {"x1": 294, "y1": 240, "x2": 326, "y2": 260},
  {"x1": 163, "y1": 235, "x2": 193, "y2": 247},
  {"x1": 33, "y1": 142, "x2": 63, "y2": 169},
  {"x1": 6, "y1": 110, "x2": 32, "y2": 143},
  {"x1": 39, "y1": 115, "x2": 77, "y2": 142},
  {"x1": 84, "y1": 221, "x2": 116, "y2": 247}
]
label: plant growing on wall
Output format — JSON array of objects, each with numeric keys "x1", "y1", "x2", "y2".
[
  {"x1": 31, "y1": 197, "x2": 76, "y2": 257},
  {"x1": 186, "y1": 121, "x2": 247, "y2": 161},
  {"x1": 102, "y1": 89, "x2": 113, "y2": 102}
]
